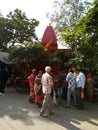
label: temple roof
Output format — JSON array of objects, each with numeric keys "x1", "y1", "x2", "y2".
[{"x1": 42, "y1": 25, "x2": 57, "y2": 46}]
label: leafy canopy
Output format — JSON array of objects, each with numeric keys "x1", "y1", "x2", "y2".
[
  {"x1": 0, "y1": 9, "x2": 39, "y2": 50},
  {"x1": 61, "y1": 0, "x2": 98, "y2": 72}
]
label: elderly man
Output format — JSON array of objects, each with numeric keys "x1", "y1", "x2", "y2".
[{"x1": 40, "y1": 66, "x2": 54, "y2": 117}]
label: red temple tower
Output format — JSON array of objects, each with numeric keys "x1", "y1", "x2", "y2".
[{"x1": 41, "y1": 25, "x2": 58, "y2": 53}]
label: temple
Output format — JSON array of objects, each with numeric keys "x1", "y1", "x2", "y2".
[
  {"x1": 41, "y1": 25, "x2": 58, "y2": 53},
  {"x1": 41, "y1": 24, "x2": 71, "y2": 54}
]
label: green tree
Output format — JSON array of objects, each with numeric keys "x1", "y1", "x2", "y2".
[
  {"x1": 0, "y1": 9, "x2": 39, "y2": 50},
  {"x1": 8, "y1": 42, "x2": 49, "y2": 64},
  {"x1": 52, "y1": 50, "x2": 73, "y2": 70},
  {"x1": 48, "y1": 0, "x2": 89, "y2": 37},
  {"x1": 7, "y1": 9, "x2": 39, "y2": 46},
  {"x1": 61, "y1": 0, "x2": 98, "y2": 73},
  {"x1": 0, "y1": 17, "x2": 13, "y2": 50}
]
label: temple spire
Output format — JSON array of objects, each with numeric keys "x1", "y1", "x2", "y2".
[{"x1": 41, "y1": 25, "x2": 58, "y2": 53}]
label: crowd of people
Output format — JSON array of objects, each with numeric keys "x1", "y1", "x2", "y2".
[
  {"x1": 0, "y1": 65, "x2": 96, "y2": 117},
  {"x1": 27, "y1": 65, "x2": 96, "y2": 117}
]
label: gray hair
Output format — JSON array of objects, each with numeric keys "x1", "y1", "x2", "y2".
[{"x1": 45, "y1": 66, "x2": 52, "y2": 72}]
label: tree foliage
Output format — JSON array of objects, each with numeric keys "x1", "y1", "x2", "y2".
[
  {"x1": 0, "y1": 9, "x2": 39, "y2": 50},
  {"x1": 8, "y1": 42, "x2": 49, "y2": 64},
  {"x1": 61, "y1": 0, "x2": 98, "y2": 72},
  {"x1": 0, "y1": 17, "x2": 13, "y2": 50},
  {"x1": 52, "y1": 50, "x2": 73, "y2": 70},
  {"x1": 48, "y1": 0, "x2": 89, "y2": 36}
]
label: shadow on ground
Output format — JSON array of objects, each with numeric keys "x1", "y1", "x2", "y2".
[{"x1": 0, "y1": 87, "x2": 98, "y2": 130}]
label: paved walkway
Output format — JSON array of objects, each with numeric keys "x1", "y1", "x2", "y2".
[{"x1": 0, "y1": 87, "x2": 98, "y2": 130}]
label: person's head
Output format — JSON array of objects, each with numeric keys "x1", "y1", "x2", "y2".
[
  {"x1": 87, "y1": 73, "x2": 92, "y2": 78},
  {"x1": 45, "y1": 66, "x2": 52, "y2": 74},
  {"x1": 32, "y1": 69, "x2": 37, "y2": 74},
  {"x1": 74, "y1": 68, "x2": 80, "y2": 75},
  {"x1": 38, "y1": 70, "x2": 43, "y2": 76}
]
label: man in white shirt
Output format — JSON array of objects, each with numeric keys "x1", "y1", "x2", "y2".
[
  {"x1": 74, "y1": 69, "x2": 86, "y2": 110},
  {"x1": 40, "y1": 66, "x2": 54, "y2": 117}
]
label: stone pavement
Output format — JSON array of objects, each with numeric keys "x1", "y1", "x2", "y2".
[{"x1": 0, "y1": 87, "x2": 98, "y2": 130}]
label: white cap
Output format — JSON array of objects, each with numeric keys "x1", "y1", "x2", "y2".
[{"x1": 45, "y1": 66, "x2": 52, "y2": 72}]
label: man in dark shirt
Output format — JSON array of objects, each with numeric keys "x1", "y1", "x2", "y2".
[
  {"x1": 0, "y1": 66, "x2": 9, "y2": 95},
  {"x1": 57, "y1": 71, "x2": 66, "y2": 104}
]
